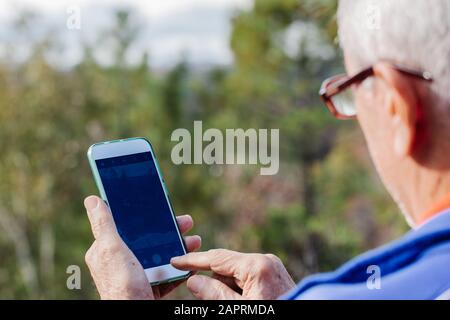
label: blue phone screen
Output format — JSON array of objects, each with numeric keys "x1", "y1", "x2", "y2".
[{"x1": 96, "y1": 152, "x2": 184, "y2": 269}]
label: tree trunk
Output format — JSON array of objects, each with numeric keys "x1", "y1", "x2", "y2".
[
  {"x1": 301, "y1": 161, "x2": 316, "y2": 216},
  {"x1": 0, "y1": 207, "x2": 39, "y2": 297}
]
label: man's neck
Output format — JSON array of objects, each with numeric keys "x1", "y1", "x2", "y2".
[{"x1": 408, "y1": 172, "x2": 450, "y2": 226}]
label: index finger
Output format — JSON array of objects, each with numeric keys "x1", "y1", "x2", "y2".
[{"x1": 170, "y1": 249, "x2": 242, "y2": 277}]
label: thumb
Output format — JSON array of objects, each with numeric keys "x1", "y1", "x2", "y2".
[
  {"x1": 84, "y1": 195, "x2": 118, "y2": 240},
  {"x1": 187, "y1": 275, "x2": 241, "y2": 300}
]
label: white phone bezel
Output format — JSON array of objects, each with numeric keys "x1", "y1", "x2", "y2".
[{"x1": 87, "y1": 138, "x2": 190, "y2": 285}]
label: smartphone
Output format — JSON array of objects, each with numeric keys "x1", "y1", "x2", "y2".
[{"x1": 87, "y1": 137, "x2": 190, "y2": 285}]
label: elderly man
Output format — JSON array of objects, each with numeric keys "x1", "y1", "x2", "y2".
[{"x1": 83, "y1": 0, "x2": 450, "y2": 299}]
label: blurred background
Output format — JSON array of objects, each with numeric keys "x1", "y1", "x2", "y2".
[{"x1": 0, "y1": 0, "x2": 408, "y2": 299}]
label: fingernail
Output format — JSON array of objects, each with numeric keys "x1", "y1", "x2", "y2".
[
  {"x1": 84, "y1": 196, "x2": 100, "y2": 213},
  {"x1": 187, "y1": 276, "x2": 204, "y2": 295},
  {"x1": 170, "y1": 256, "x2": 181, "y2": 264}
]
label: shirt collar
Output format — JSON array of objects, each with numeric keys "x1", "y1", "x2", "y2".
[{"x1": 418, "y1": 192, "x2": 450, "y2": 226}]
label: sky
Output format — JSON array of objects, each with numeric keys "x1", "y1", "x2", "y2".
[{"x1": 0, "y1": 0, "x2": 253, "y2": 69}]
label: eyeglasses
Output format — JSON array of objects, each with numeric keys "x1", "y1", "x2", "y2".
[{"x1": 319, "y1": 64, "x2": 433, "y2": 120}]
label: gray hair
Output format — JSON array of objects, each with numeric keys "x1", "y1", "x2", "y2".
[{"x1": 337, "y1": 0, "x2": 450, "y2": 116}]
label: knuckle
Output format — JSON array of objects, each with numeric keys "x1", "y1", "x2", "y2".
[
  {"x1": 98, "y1": 239, "x2": 122, "y2": 258},
  {"x1": 85, "y1": 243, "x2": 96, "y2": 266},
  {"x1": 109, "y1": 238, "x2": 123, "y2": 251},
  {"x1": 208, "y1": 248, "x2": 229, "y2": 256},
  {"x1": 255, "y1": 255, "x2": 276, "y2": 276},
  {"x1": 265, "y1": 253, "x2": 282, "y2": 265}
]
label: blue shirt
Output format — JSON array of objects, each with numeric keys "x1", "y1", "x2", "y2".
[{"x1": 282, "y1": 209, "x2": 450, "y2": 299}]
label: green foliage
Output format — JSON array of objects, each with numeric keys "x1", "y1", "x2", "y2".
[{"x1": 0, "y1": 0, "x2": 406, "y2": 299}]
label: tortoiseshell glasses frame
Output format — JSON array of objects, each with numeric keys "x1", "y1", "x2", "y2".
[{"x1": 319, "y1": 64, "x2": 433, "y2": 119}]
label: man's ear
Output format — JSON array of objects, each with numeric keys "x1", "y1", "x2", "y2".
[{"x1": 373, "y1": 62, "x2": 420, "y2": 157}]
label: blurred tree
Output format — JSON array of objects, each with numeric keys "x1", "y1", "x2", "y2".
[{"x1": 212, "y1": 0, "x2": 406, "y2": 278}]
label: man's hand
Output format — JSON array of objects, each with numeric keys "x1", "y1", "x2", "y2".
[
  {"x1": 170, "y1": 249, "x2": 295, "y2": 300},
  {"x1": 84, "y1": 195, "x2": 201, "y2": 300}
]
